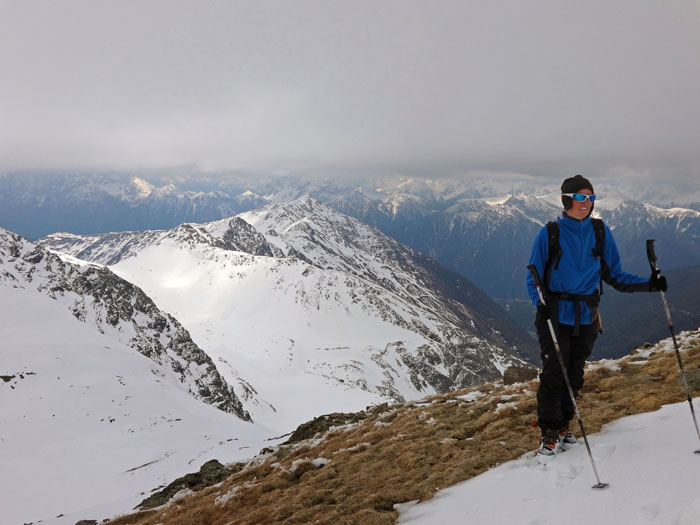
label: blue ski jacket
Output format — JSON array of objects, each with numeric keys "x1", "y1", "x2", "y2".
[{"x1": 526, "y1": 215, "x2": 649, "y2": 326}]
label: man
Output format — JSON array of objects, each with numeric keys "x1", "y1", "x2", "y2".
[{"x1": 525, "y1": 174, "x2": 667, "y2": 457}]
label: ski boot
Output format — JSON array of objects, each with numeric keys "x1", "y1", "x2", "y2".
[
  {"x1": 537, "y1": 428, "x2": 559, "y2": 459},
  {"x1": 558, "y1": 426, "x2": 577, "y2": 451}
]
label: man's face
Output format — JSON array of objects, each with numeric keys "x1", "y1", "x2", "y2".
[{"x1": 567, "y1": 188, "x2": 593, "y2": 220}]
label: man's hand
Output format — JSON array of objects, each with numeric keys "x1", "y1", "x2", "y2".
[
  {"x1": 537, "y1": 301, "x2": 552, "y2": 320},
  {"x1": 649, "y1": 270, "x2": 668, "y2": 292}
]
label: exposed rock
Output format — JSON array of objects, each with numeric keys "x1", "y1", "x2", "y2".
[
  {"x1": 137, "y1": 460, "x2": 237, "y2": 510},
  {"x1": 219, "y1": 217, "x2": 282, "y2": 257},
  {"x1": 503, "y1": 366, "x2": 539, "y2": 385},
  {"x1": 283, "y1": 411, "x2": 370, "y2": 445}
]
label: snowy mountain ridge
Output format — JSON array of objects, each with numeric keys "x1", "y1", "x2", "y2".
[
  {"x1": 0, "y1": 227, "x2": 251, "y2": 419},
  {"x1": 40, "y1": 197, "x2": 537, "y2": 431}
]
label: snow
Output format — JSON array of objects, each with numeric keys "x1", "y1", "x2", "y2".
[
  {"x1": 587, "y1": 359, "x2": 622, "y2": 373},
  {"x1": 108, "y1": 239, "x2": 423, "y2": 431},
  {"x1": 312, "y1": 457, "x2": 331, "y2": 467},
  {"x1": 398, "y1": 398, "x2": 700, "y2": 525},
  {"x1": 483, "y1": 194, "x2": 513, "y2": 206},
  {"x1": 457, "y1": 391, "x2": 486, "y2": 402},
  {"x1": 495, "y1": 401, "x2": 518, "y2": 413},
  {"x1": 130, "y1": 176, "x2": 155, "y2": 199},
  {"x1": 0, "y1": 286, "x2": 277, "y2": 525},
  {"x1": 41, "y1": 197, "x2": 524, "y2": 434}
]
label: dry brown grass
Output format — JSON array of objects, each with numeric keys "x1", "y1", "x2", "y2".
[{"x1": 107, "y1": 333, "x2": 700, "y2": 525}]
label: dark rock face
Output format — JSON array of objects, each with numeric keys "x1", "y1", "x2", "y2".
[
  {"x1": 0, "y1": 227, "x2": 250, "y2": 420},
  {"x1": 219, "y1": 217, "x2": 282, "y2": 257},
  {"x1": 503, "y1": 366, "x2": 539, "y2": 385}
]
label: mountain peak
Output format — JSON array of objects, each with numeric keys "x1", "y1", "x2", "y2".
[
  {"x1": 39, "y1": 201, "x2": 537, "y2": 429},
  {"x1": 129, "y1": 176, "x2": 155, "y2": 198},
  {"x1": 2, "y1": 227, "x2": 251, "y2": 419}
]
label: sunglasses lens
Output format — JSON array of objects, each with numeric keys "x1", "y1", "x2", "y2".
[{"x1": 572, "y1": 193, "x2": 595, "y2": 202}]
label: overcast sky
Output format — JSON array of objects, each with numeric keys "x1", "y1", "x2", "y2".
[{"x1": 1, "y1": 0, "x2": 699, "y2": 180}]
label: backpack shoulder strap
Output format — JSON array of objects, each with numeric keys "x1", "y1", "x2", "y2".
[
  {"x1": 590, "y1": 217, "x2": 606, "y2": 294},
  {"x1": 590, "y1": 217, "x2": 605, "y2": 259},
  {"x1": 544, "y1": 221, "x2": 561, "y2": 291}
]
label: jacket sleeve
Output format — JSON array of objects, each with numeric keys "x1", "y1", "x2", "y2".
[
  {"x1": 525, "y1": 226, "x2": 549, "y2": 307},
  {"x1": 600, "y1": 223, "x2": 649, "y2": 292}
]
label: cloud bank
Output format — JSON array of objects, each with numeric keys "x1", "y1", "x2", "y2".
[{"x1": 1, "y1": 0, "x2": 699, "y2": 179}]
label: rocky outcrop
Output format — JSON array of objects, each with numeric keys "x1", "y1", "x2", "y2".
[
  {"x1": 503, "y1": 366, "x2": 539, "y2": 385},
  {"x1": 218, "y1": 217, "x2": 283, "y2": 257},
  {"x1": 136, "y1": 460, "x2": 238, "y2": 510}
]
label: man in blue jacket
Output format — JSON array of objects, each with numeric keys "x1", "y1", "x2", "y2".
[{"x1": 526, "y1": 175, "x2": 667, "y2": 457}]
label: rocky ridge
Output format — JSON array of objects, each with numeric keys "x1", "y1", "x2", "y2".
[
  {"x1": 41, "y1": 198, "x2": 537, "y2": 409},
  {"x1": 0, "y1": 227, "x2": 251, "y2": 420}
]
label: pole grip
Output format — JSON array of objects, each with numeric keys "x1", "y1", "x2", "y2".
[
  {"x1": 527, "y1": 264, "x2": 543, "y2": 287},
  {"x1": 527, "y1": 264, "x2": 546, "y2": 305},
  {"x1": 646, "y1": 239, "x2": 658, "y2": 272}
]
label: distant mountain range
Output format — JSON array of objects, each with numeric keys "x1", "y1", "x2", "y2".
[
  {"x1": 4, "y1": 172, "x2": 700, "y2": 295},
  {"x1": 0, "y1": 172, "x2": 268, "y2": 239},
  {"x1": 331, "y1": 191, "x2": 700, "y2": 300},
  {"x1": 3, "y1": 171, "x2": 699, "y2": 359}
]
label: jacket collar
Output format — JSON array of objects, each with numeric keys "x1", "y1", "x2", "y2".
[{"x1": 561, "y1": 213, "x2": 591, "y2": 224}]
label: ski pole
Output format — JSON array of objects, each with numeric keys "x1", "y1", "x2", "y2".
[
  {"x1": 646, "y1": 240, "x2": 700, "y2": 454},
  {"x1": 527, "y1": 264, "x2": 609, "y2": 489}
]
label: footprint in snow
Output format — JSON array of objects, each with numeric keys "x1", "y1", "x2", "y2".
[
  {"x1": 633, "y1": 500, "x2": 662, "y2": 523},
  {"x1": 553, "y1": 462, "x2": 584, "y2": 486},
  {"x1": 592, "y1": 442, "x2": 616, "y2": 460}
]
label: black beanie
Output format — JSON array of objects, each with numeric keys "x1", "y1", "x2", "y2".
[{"x1": 561, "y1": 174, "x2": 594, "y2": 211}]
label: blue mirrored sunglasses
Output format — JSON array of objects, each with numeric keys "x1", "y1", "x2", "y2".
[{"x1": 562, "y1": 192, "x2": 596, "y2": 203}]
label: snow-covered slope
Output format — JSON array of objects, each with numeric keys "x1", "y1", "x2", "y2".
[
  {"x1": 398, "y1": 394, "x2": 700, "y2": 525},
  {"x1": 396, "y1": 328, "x2": 700, "y2": 525},
  {"x1": 0, "y1": 238, "x2": 279, "y2": 525},
  {"x1": 0, "y1": 228, "x2": 251, "y2": 418},
  {"x1": 41, "y1": 197, "x2": 536, "y2": 432}
]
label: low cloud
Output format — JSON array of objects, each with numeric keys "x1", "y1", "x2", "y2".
[{"x1": 1, "y1": 0, "x2": 699, "y2": 180}]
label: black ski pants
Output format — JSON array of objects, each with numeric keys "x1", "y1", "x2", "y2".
[{"x1": 535, "y1": 316, "x2": 598, "y2": 431}]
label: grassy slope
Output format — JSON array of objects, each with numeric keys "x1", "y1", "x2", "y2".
[{"x1": 107, "y1": 331, "x2": 700, "y2": 525}]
